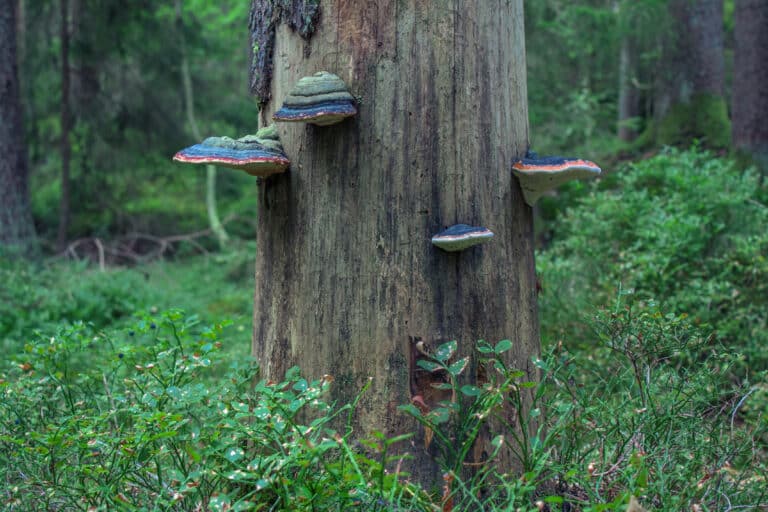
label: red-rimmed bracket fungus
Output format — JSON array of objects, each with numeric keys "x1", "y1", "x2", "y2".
[
  {"x1": 511, "y1": 152, "x2": 602, "y2": 206},
  {"x1": 273, "y1": 71, "x2": 357, "y2": 126},
  {"x1": 172, "y1": 124, "x2": 290, "y2": 177},
  {"x1": 431, "y1": 224, "x2": 494, "y2": 252}
]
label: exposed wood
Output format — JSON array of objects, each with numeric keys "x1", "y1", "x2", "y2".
[{"x1": 251, "y1": 0, "x2": 538, "y2": 487}]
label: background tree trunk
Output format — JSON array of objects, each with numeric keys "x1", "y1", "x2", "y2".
[
  {"x1": 251, "y1": 0, "x2": 538, "y2": 486},
  {"x1": 617, "y1": 32, "x2": 639, "y2": 142},
  {"x1": 732, "y1": 0, "x2": 768, "y2": 174},
  {"x1": 56, "y1": 0, "x2": 71, "y2": 251},
  {"x1": 666, "y1": 0, "x2": 725, "y2": 103},
  {"x1": 652, "y1": 0, "x2": 730, "y2": 148},
  {"x1": 0, "y1": 0, "x2": 38, "y2": 257}
]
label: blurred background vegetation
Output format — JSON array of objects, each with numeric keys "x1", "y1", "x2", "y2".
[
  {"x1": 4, "y1": 0, "x2": 763, "y2": 252},
  {"x1": 18, "y1": 0, "x2": 257, "y2": 249}
]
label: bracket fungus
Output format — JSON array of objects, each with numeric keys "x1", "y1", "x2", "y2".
[
  {"x1": 431, "y1": 224, "x2": 494, "y2": 252},
  {"x1": 173, "y1": 125, "x2": 289, "y2": 177},
  {"x1": 273, "y1": 71, "x2": 357, "y2": 126},
  {"x1": 512, "y1": 153, "x2": 601, "y2": 206}
]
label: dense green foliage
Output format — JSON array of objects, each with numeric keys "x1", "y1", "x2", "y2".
[
  {"x1": 1, "y1": 275, "x2": 765, "y2": 510},
  {"x1": 0, "y1": 247, "x2": 254, "y2": 362},
  {"x1": 2, "y1": 149, "x2": 767, "y2": 509},
  {"x1": 539, "y1": 148, "x2": 768, "y2": 380},
  {"x1": 1, "y1": 313, "x2": 399, "y2": 510}
]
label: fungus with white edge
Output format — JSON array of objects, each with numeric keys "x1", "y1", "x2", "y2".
[
  {"x1": 512, "y1": 151, "x2": 601, "y2": 206},
  {"x1": 431, "y1": 224, "x2": 494, "y2": 252},
  {"x1": 273, "y1": 71, "x2": 357, "y2": 126},
  {"x1": 173, "y1": 124, "x2": 290, "y2": 177}
]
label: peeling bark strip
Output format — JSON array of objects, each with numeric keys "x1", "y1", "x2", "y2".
[{"x1": 248, "y1": 0, "x2": 321, "y2": 104}]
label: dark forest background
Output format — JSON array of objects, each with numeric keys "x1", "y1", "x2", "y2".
[{"x1": 3, "y1": 0, "x2": 765, "y2": 254}]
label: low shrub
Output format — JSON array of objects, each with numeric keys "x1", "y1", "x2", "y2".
[
  {"x1": 0, "y1": 311, "x2": 426, "y2": 511},
  {"x1": 538, "y1": 147, "x2": 768, "y2": 380},
  {"x1": 1, "y1": 304, "x2": 764, "y2": 510}
]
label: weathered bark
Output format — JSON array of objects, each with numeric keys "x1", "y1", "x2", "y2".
[
  {"x1": 732, "y1": 0, "x2": 768, "y2": 173},
  {"x1": 56, "y1": 0, "x2": 71, "y2": 251},
  {"x1": 251, "y1": 0, "x2": 537, "y2": 487},
  {"x1": 0, "y1": 0, "x2": 38, "y2": 257}
]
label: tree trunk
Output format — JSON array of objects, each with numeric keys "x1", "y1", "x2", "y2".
[
  {"x1": 667, "y1": 0, "x2": 725, "y2": 101},
  {"x1": 56, "y1": 0, "x2": 71, "y2": 252},
  {"x1": 0, "y1": 0, "x2": 38, "y2": 258},
  {"x1": 652, "y1": 0, "x2": 729, "y2": 148},
  {"x1": 16, "y1": 0, "x2": 25, "y2": 65},
  {"x1": 617, "y1": 20, "x2": 639, "y2": 142},
  {"x1": 251, "y1": 0, "x2": 538, "y2": 487},
  {"x1": 732, "y1": 0, "x2": 768, "y2": 174},
  {"x1": 617, "y1": 35, "x2": 639, "y2": 142}
]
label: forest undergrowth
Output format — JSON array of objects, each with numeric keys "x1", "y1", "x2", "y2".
[{"x1": 1, "y1": 148, "x2": 767, "y2": 510}]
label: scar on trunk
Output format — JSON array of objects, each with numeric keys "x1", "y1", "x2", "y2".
[{"x1": 408, "y1": 336, "x2": 453, "y2": 416}]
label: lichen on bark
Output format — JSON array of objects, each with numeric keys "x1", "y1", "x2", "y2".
[{"x1": 248, "y1": 0, "x2": 321, "y2": 105}]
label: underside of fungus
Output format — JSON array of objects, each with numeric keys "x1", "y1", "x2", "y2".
[
  {"x1": 431, "y1": 224, "x2": 494, "y2": 252},
  {"x1": 173, "y1": 125, "x2": 290, "y2": 177},
  {"x1": 512, "y1": 153, "x2": 601, "y2": 206}
]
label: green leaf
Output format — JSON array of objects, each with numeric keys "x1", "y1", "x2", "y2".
[
  {"x1": 186, "y1": 446, "x2": 202, "y2": 463},
  {"x1": 447, "y1": 357, "x2": 469, "y2": 376},
  {"x1": 460, "y1": 385, "x2": 480, "y2": 396},
  {"x1": 226, "y1": 469, "x2": 252, "y2": 481},
  {"x1": 225, "y1": 446, "x2": 245, "y2": 463},
  {"x1": 209, "y1": 493, "x2": 232, "y2": 512},
  {"x1": 494, "y1": 339, "x2": 513, "y2": 354},
  {"x1": 398, "y1": 404, "x2": 423, "y2": 417},
  {"x1": 434, "y1": 341, "x2": 457, "y2": 362},
  {"x1": 416, "y1": 359, "x2": 442, "y2": 372},
  {"x1": 231, "y1": 401, "x2": 250, "y2": 413},
  {"x1": 428, "y1": 407, "x2": 451, "y2": 424}
]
